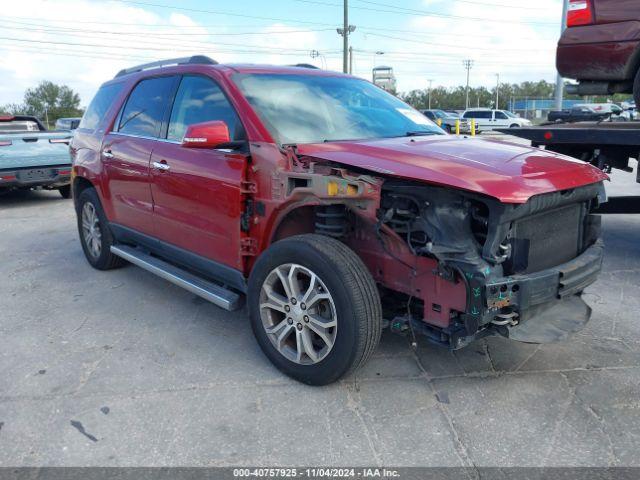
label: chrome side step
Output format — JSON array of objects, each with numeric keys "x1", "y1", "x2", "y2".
[{"x1": 110, "y1": 245, "x2": 242, "y2": 311}]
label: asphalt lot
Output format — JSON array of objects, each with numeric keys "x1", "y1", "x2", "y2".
[{"x1": 1, "y1": 148, "x2": 639, "y2": 467}]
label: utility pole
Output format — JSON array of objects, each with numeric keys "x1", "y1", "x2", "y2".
[
  {"x1": 495, "y1": 73, "x2": 500, "y2": 109},
  {"x1": 349, "y1": 46, "x2": 353, "y2": 74},
  {"x1": 554, "y1": 0, "x2": 569, "y2": 110},
  {"x1": 337, "y1": 0, "x2": 355, "y2": 74},
  {"x1": 427, "y1": 79, "x2": 433, "y2": 109},
  {"x1": 463, "y1": 59, "x2": 473, "y2": 110}
]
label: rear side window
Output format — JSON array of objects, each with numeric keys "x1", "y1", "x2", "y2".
[
  {"x1": 167, "y1": 75, "x2": 243, "y2": 142},
  {"x1": 80, "y1": 83, "x2": 123, "y2": 131},
  {"x1": 464, "y1": 111, "x2": 491, "y2": 119},
  {"x1": 118, "y1": 76, "x2": 176, "y2": 138}
]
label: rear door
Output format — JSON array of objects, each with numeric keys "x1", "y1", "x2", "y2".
[
  {"x1": 101, "y1": 75, "x2": 178, "y2": 237},
  {"x1": 465, "y1": 111, "x2": 492, "y2": 130},
  {"x1": 149, "y1": 74, "x2": 248, "y2": 271}
]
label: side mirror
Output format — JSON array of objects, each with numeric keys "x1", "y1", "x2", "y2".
[{"x1": 182, "y1": 121, "x2": 231, "y2": 149}]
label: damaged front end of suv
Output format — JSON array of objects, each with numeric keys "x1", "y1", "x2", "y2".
[
  {"x1": 273, "y1": 144, "x2": 607, "y2": 351},
  {"x1": 370, "y1": 179, "x2": 605, "y2": 349}
]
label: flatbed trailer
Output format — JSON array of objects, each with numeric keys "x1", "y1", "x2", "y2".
[{"x1": 496, "y1": 122, "x2": 640, "y2": 214}]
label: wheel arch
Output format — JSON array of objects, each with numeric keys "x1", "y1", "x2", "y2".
[{"x1": 72, "y1": 176, "x2": 96, "y2": 212}]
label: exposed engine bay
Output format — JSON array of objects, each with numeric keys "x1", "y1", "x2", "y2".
[{"x1": 372, "y1": 179, "x2": 606, "y2": 348}]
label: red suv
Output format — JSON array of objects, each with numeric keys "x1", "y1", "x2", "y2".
[
  {"x1": 557, "y1": 0, "x2": 640, "y2": 105},
  {"x1": 71, "y1": 56, "x2": 608, "y2": 385}
]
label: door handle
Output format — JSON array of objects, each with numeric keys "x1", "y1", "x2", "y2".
[
  {"x1": 152, "y1": 161, "x2": 170, "y2": 171},
  {"x1": 102, "y1": 149, "x2": 114, "y2": 158}
]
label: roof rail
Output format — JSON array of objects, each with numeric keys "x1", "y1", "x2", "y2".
[
  {"x1": 290, "y1": 63, "x2": 320, "y2": 69},
  {"x1": 114, "y1": 55, "x2": 218, "y2": 78}
]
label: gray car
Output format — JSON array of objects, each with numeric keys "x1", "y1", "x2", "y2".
[{"x1": 420, "y1": 109, "x2": 476, "y2": 134}]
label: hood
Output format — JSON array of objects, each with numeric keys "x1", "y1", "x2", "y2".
[{"x1": 296, "y1": 136, "x2": 608, "y2": 203}]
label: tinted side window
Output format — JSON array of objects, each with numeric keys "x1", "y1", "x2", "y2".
[
  {"x1": 167, "y1": 76, "x2": 243, "y2": 142},
  {"x1": 494, "y1": 111, "x2": 508, "y2": 119},
  {"x1": 118, "y1": 76, "x2": 176, "y2": 138},
  {"x1": 80, "y1": 83, "x2": 123, "y2": 130}
]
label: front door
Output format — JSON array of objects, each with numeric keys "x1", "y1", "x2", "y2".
[
  {"x1": 150, "y1": 74, "x2": 247, "y2": 271},
  {"x1": 102, "y1": 75, "x2": 178, "y2": 237},
  {"x1": 492, "y1": 110, "x2": 511, "y2": 128}
]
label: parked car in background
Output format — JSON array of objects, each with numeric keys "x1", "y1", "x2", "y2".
[
  {"x1": 461, "y1": 108, "x2": 531, "y2": 132},
  {"x1": 420, "y1": 109, "x2": 477, "y2": 134},
  {"x1": 71, "y1": 56, "x2": 607, "y2": 385},
  {"x1": 0, "y1": 115, "x2": 72, "y2": 197},
  {"x1": 547, "y1": 106, "x2": 610, "y2": 123},
  {"x1": 55, "y1": 117, "x2": 81, "y2": 130},
  {"x1": 577, "y1": 102, "x2": 623, "y2": 115},
  {"x1": 557, "y1": 0, "x2": 640, "y2": 106}
]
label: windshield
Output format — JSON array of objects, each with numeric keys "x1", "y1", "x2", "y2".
[
  {"x1": 233, "y1": 73, "x2": 443, "y2": 144},
  {"x1": 504, "y1": 111, "x2": 518, "y2": 118}
]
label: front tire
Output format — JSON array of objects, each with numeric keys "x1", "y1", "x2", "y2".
[
  {"x1": 77, "y1": 188, "x2": 125, "y2": 270},
  {"x1": 248, "y1": 234, "x2": 382, "y2": 385},
  {"x1": 509, "y1": 123, "x2": 520, "y2": 128}
]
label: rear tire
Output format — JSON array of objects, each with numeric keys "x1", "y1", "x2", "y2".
[
  {"x1": 58, "y1": 185, "x2": 71, "y2": 199},
  {"x1": 248, "y1": 234, "x2": 382, "y2": 385},
  {"x1": 77, "y1": 188, "x2": 126, "y2": 270}
]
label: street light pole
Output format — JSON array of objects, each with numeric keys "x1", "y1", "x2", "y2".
[
  {"x1": 554, "y1": 0, "x2": 569, "y2": 110},
  {"x1": 463, "y1": 59, "x2": 473, "y2": 110},
  {"x1": 495, "y1": 73, "x2": 500, "y2": 109},
  {"x1": 427, "y1": 79, "x2": 433, "y2": 109}
]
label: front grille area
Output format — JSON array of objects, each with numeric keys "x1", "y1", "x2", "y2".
[{"x1": 507, "y1": 203, "x2": 583, "y2": 274}]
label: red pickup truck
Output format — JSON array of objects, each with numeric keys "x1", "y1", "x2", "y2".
[
  {"x1": 71, "y1": 56, "x2": 607, "y2": 385},
  {"x1": 557, "y1": 0, "x2": 640, "y2": 105}
]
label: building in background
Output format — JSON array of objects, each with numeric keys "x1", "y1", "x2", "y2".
[
  {"x1": 510, "y1": 98, "x2": 585, "y2": 120},
  {"x1": 372, "y1": 66, "x2": 396, "y2": 93}
]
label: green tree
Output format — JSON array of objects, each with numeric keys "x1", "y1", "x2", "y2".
[
  {"x1": 22, "y1": 81, "x2": 83, "y2": 128},
  {"x1": 0, "y1": 103, "x2": 26, "y2": 115}
]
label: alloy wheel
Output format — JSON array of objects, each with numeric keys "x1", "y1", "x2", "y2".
[
  {"x1": 259, "y1": 263, "x2": 337, "y2": 365},
  {"x1": 81, "y1": 202, "x2": 102, "y2": 259}
]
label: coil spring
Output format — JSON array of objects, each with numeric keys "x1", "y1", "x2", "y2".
[{"x1": 315, "y1": 205, "x2": 347, "y2": 238}]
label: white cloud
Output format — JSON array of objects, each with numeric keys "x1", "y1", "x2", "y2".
[
  {"x1": 0, "y1": 0, "x2": 322, "y2": 107},
  {"x1": 0, "y1": 0, "x2": 566, "y2": 107},
  {"x1": 357, "y1": 0, "x2": 565, "y2": 92}
]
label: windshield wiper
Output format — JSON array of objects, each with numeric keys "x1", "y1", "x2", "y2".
[{"x1": 405, "y1": 131, "x2": 440, "y2": 137}]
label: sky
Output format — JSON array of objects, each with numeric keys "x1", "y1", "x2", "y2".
[{"x1": 0, "y1": 0, "x2": 565, "y2": 107}]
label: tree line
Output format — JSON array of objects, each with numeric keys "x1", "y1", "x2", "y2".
[
  {"x1": 399, "y1": 79, "x2": 630, "y2": 111},
  {"x1": 1, "y1": 81, "x2": 84, "y2": 129}
]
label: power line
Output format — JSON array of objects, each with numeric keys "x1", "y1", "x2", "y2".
[
  {"x1": 113, "y1": 0, "x2": 336, "y2": 26},
  {"x1": 354, "y1": 0, "x2": 551, "y2": 12},
  {"x1": 291, "y1": 0, "x2": 557, "y2": 26},
  {"x1": 0, "y1": 18, "x2": 335, "y2": 37},
  {"x1": 116, "y1": 0, "x2": 557, "y2": 29},
  {"x1": 360, "y1": 31, "x2": 555, "y2": 53},
  {"x1": 0, "y1": 36, "x2": 335, "y2": 57}
]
